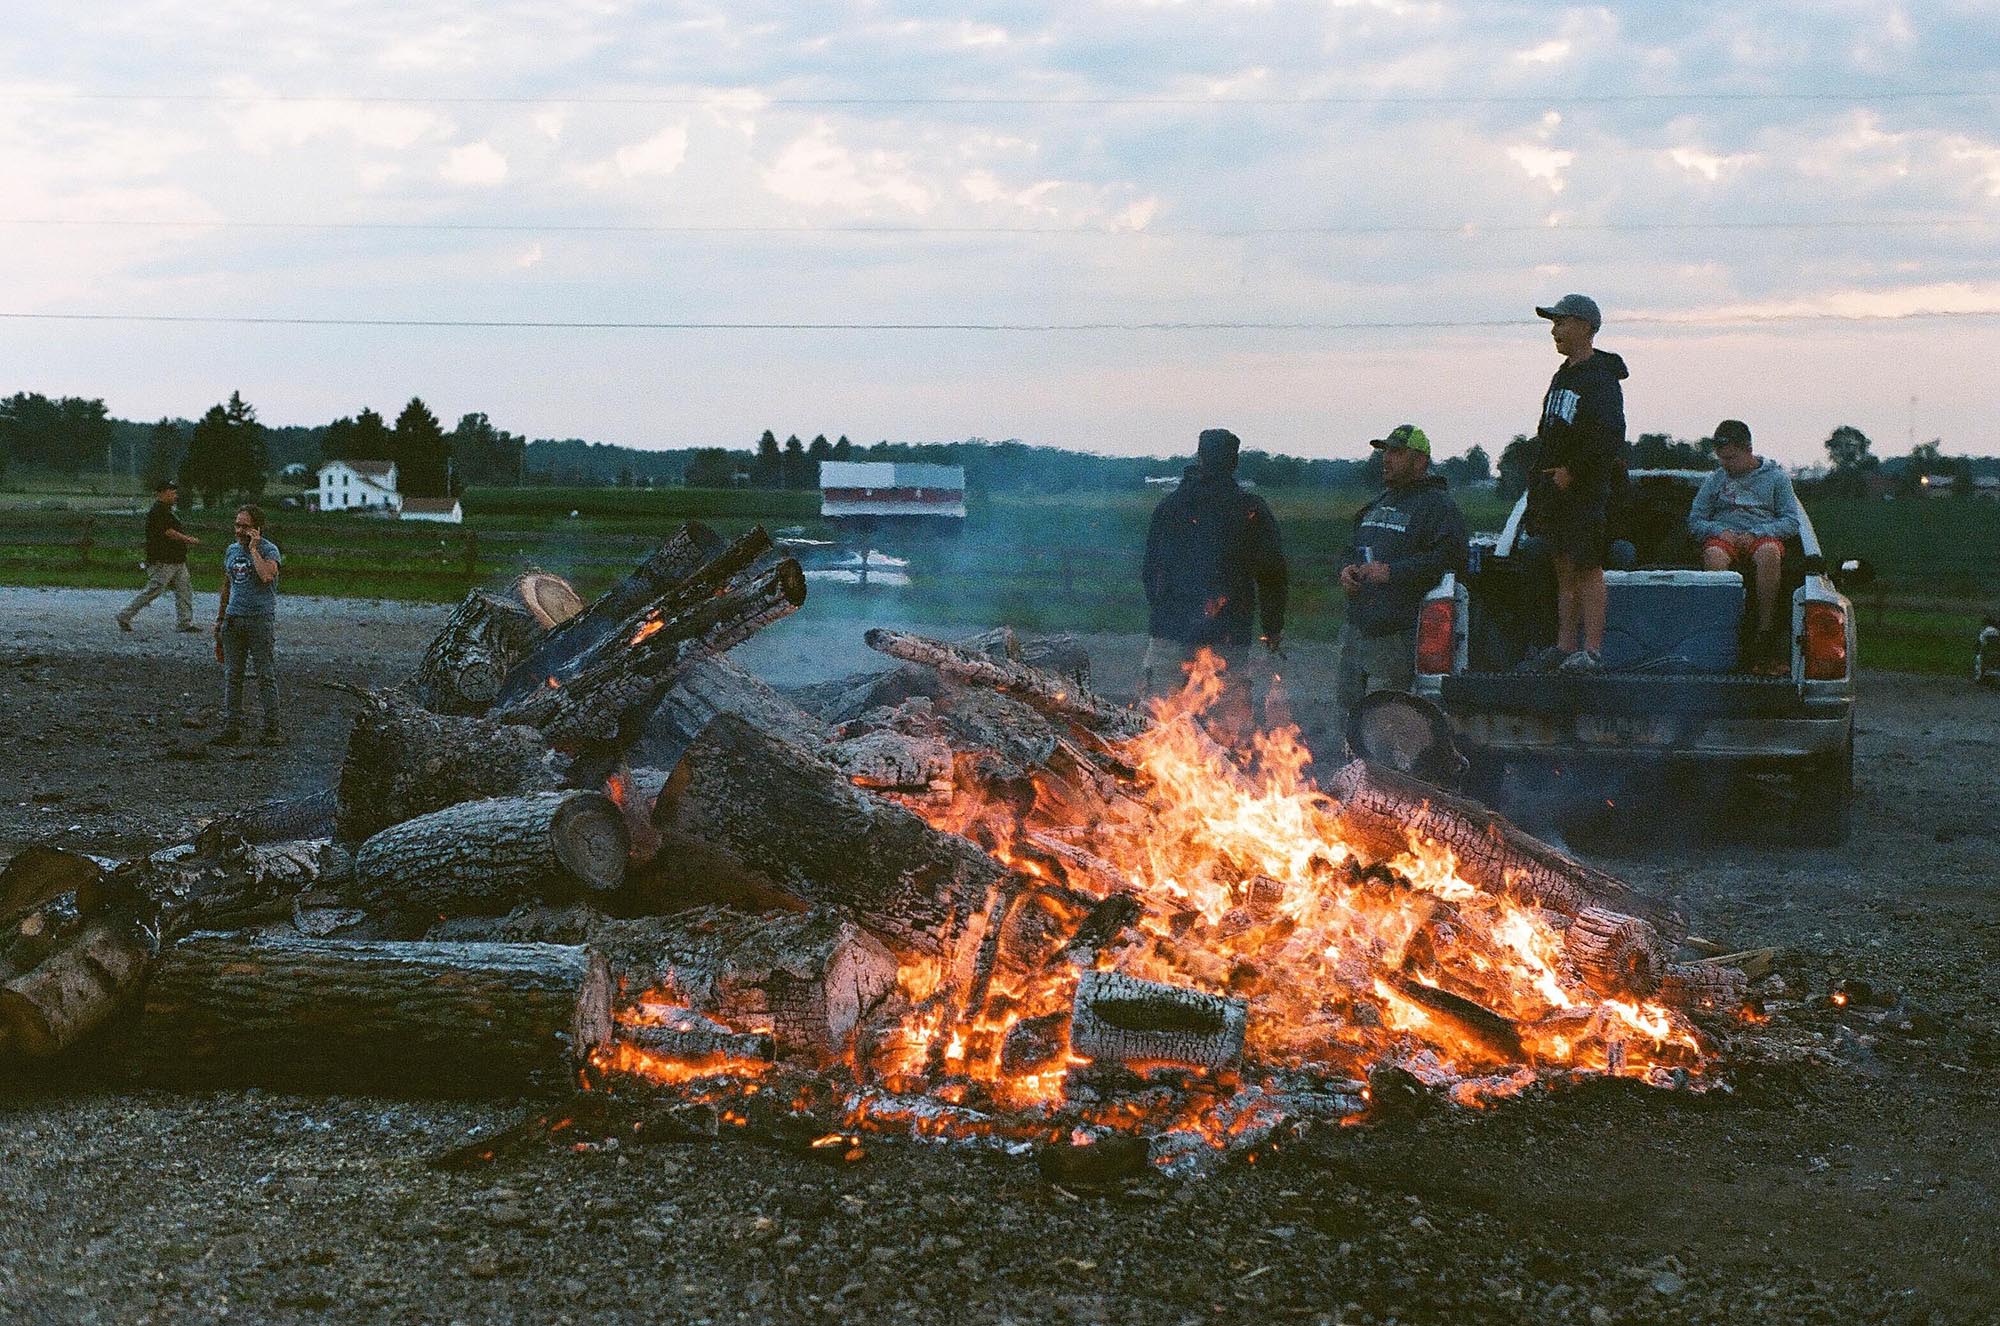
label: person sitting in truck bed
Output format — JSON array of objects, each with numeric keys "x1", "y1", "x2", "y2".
[{"x1": 1687, "y1": 419, "x2": 1803, "y2": 675}]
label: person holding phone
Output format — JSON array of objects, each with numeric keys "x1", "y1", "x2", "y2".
[
  {"x1": 1523, "y1": 294, "x2": 1629, "y2": 673},
  {"x1": 212, "y1": 503, "x2": 284, "y2": 745}
]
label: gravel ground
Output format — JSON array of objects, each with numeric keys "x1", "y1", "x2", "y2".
[{"x1": 2, "y1": 587, "x2": 1996, "y2": 1325}]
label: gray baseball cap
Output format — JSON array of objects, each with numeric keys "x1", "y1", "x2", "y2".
[{"x1": 1535, "y1": 293, "x2": 1601, "y2": 332}]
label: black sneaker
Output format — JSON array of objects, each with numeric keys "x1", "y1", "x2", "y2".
[
  {"x1": 1515, "y1": 645, "x2": 1568, "y2": 673},
  {"x1": 209, "y1": 727, "x2": 243, "y2": 747}
]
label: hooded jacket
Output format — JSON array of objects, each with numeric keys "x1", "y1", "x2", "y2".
[
  {"x1": 1687, "y1": 457, "x2": 1802, "y2": 542},
  {"x1": 1530, "y1": 349, "x2": 1629, "y2": 508},
  {"x1": 1338, "y1": 472, "x2": 1470, "y2": 638},
  {"x1": 1142, "y1": 464, "x2": 1288, "y2": 647}
]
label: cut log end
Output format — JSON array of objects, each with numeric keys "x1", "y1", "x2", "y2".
[{"x1": 552, "y1": 793, "x2": 631, "y2": 893}]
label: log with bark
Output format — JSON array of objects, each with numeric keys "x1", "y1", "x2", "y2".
[
  {"x1": 137, "y1": 935, "x2": 611, "y2": 1095},
  {"x1": 350, "y1": 791, "x2": 626, "y2": 917},
  {"x1": 403, "y1": 587, "x2": 547, "y2": 714},
  {"x1": 627, "y1": 654, "x2": 831, "y2": 771},
  {"x1": 492, "y1": 522, "x2": 730, "y2": 704},
  {"x1": 424, "y1": 904, "x2": 898, "y2": 1061},
  {"x1": 1325, "y1": 761, "x2": 1688, "y2": 942},
  {"x1": 864, "y1": 628, "x2": 1145, "y2": 739},
  {"x1": 1658, "y1": 961, "x2": 1752, "y2": 1017},
  {"x1": 1068, "y1": 971, "x2": 1248, "y2": 1070},
  {"x1": 335, "y1": 689, "x2": 566, "y2": 844},
  {"x1": 0, "y1": 917, "x2": 154, "y2": 1057},
  {"x1": 650, "y1": 714, "x2": 1011, "y2": 966}
]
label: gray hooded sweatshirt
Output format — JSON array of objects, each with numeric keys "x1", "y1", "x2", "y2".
[{"x1": 1687, "y1": 457, "x2": 1802, "y2": 541}]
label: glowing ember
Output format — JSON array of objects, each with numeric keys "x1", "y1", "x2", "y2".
[
  {"x1": 630, "y1": 616, "x2": 665, "y2": 646},
  {"x1": 596, "y1": 648, "x2": 1721, "y2": 1169}
]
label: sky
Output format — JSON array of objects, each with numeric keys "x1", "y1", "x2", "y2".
[{"x1": 2, "y1": 1, "x2": 1997, "y2": 467}]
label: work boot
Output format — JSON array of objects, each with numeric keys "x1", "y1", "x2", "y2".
[
  {"x1": 209, "y1": 726, "x2": 243, "y2": 747},
  {"x1": 116, "y1": 617, "x2": 133, "y2": 632},
  {"x1": 175, "y1": 623, "x2": 202, "y2": 634}
]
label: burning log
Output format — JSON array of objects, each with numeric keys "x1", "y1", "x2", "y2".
[
  {"x1": 1069, "y1": 971, "x2": 1248, "y2": 1070},
  {"x1": 335, "y1": 689, "x2": 566, "y2": 844},
  {"x1": 492, "y1": 551, "x2": 808, "y2": 762},
  {"x1": 137, "y1": 935, "x2": 611, "y2": 1095},
  {"x1": 826, "y1": 728, "x2": 953, "y2": 794},
  {"x1": 631, "y1": 655, "x2": 832, "y2": 771},
  {"x1": 618, "y1": 1011, "x2": 776, "y2": 1066},
  {"x1": 1562, "y1": 906, "x2": 1667, "y2": 998},
  {"x1": 864, "y1": 628, "x2": 1145, "y2": 739},
  {"x1": 351, "y1": 791, "x2": 627, "y2": 916},
  {"x1": 425, "y1": 905, "x2": 898, "y2": 1062},
  {"x1": 1379, "y1": 972, "x2": 1526, "y2": 1065},
  {"x1": 1324, "y1": 761, "x2": 1688, "y2": 942},
  {"x1": 491, "y1": 523, "x2": 731, "y2": 704},
  {"x1": 999, "y1": 1010, "x2": 1071, "y2": 1075},
  {"x1": 404, "y1": 587, "x2": 548, "y2": 715},
  {"x1": 0, "y1": 917, "x2": 153, "y2": 1057},
  {"x1": 652, "y1": 715, "x2": 1011, "y2": 964},
  {"x1": 1658, "y1": 961, "x2": 1753, "y2": 1016}
]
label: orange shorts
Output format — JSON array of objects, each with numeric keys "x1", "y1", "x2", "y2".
[{"x1": 1703, "y1": 536, "x2": 1785, "y2": 568}]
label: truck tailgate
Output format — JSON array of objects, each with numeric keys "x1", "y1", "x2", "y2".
[{"x1": 1439, "y1": 673, "x2": 1824, "y2": 720}]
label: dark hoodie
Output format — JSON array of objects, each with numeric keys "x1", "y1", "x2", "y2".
[
  {"x1": 1337, "y1": 472, "x2": 1470, "y2": 638},
  {"x1": 1142, "y1": 464, "x2": 1288, "y2": 647},
  {"x1": 1529, "y1": 349, "x2": 1629, "y2": 513}
]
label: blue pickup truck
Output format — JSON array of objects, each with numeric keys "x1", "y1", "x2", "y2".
[{"x1": 1408, "y1": 470, "x2": 1864, "y2": 840}]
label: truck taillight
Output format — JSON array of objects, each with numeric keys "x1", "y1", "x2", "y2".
[
  {"x1": 1416, "y1": 599, "x2": 1456, "y2": 674},
  {"x1": 1803, "y1": 601, "x2": 1848, "y2": 680}
]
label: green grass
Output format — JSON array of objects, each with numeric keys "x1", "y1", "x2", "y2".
[{"x1": 1, "y1": 483, "x2": 1989, "y2": 674}]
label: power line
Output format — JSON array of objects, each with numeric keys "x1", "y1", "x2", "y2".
[
  {"x1": 1, "y1": 216, "x2": 1989, "y2": 238},
  {"x1": 3, "y1": 309, "x2": 1996, "y2": 332},
  {"x1": 3, "y1": 89, "x2": 1995, "y2": 108}
]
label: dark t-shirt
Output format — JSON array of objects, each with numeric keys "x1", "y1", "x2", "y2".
[{"x1": 143, "y1": 502, "x2": 187, "y2": 564}]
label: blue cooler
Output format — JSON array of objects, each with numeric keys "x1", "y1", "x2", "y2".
[{"x1": 1600, "y1": 570, "x2": 1744, "y2": 672}]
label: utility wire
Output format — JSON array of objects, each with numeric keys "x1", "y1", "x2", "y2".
[
  {"x1": 3, "y1": 309, "x2": 1995, "y2": 332},
  {"x1": 3, "y1": 90, "x2": 1995, "y2": 107},
  {"x1": 0, "y1": 217, "x2": 1989, "y2": 237}
]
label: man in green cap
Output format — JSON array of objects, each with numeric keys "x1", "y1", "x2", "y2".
[{"x1": 1335, "y1": 424, "x2": 1468, "y2": 716}]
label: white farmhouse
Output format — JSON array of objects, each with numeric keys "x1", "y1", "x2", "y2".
[{"x1": 316, "y1": 459, "x2": 402, "y2": 513}]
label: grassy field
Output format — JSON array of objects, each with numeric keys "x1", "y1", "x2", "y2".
[{"x1": 0, "y1": 476, "x2": 1988, "y2": 674}]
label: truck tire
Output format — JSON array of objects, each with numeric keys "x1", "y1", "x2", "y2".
[{"x1": 1792, "y1": 727, "x2": 1853, "y2": 844}]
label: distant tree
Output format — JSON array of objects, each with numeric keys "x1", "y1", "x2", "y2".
[
  {"x1": 143, "y1": 418, "x2": 185, "y2": 487},
  {"x1": 686, "y1": 447, "x2": 739, "y2": 488},
  {"x1": 1496, "y1": 434, "x2": 1538, "y2": 501},
  {"x1": 181, "y1": 404, "x2": 235, "y2": 506},
  {"x1": 751, "y1": 430, "x2": 782, "y2": 487},
  {"x1": 782, "y1": 435, "x2": 812, "y2": 489},
  {"x1": 807, "y1": 435, "x2": 833, "y2": 462},
  {"x1": 350, "y1": 407, "x2": 392, "y2": 462},
  {"x1": 392, "y1": 397, "x2": 451, "y2": 496},
  {"x1": 832, "y1": 434, "x2": 854, "y2": 460},
  {"x1": 449, "y1": 413, "x2": 526, "y2": 487},
  {"x1": 1824, "y1": 424, "x2": 1875, "y2": 474},
  {"x1": 222, "y1": 391, "x2": 267, "y2": 496},
  {"x1": 0, "y1": 392, "x2": 113, "y2": 475},
  {"x1": 318, "y1": 415, "x2": 357, "y2": 464},
  {"x1": 1460, "y1": 443, "x2": 1491, "y2": 482}
]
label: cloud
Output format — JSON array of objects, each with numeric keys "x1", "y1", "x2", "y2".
[
  {"x1": 516, "y1": 243, "x2": 544, "y2": 269},
  {"x1": 1507, "y1": 144, "x2": 1575, "y2": 194},
  {"x1": 440, "y1": 141, "x2": 508, "y2": 186},
  {"x1": 762, "y1": 123, "x2": 934, "y2": 213},
  {"x1": 614, "y1": 125, "x2": 690, "y2": 178},
  {"x1": 1514, "y1": 39, "x2": 1571, "y2": 64},
  {"x1": 1666, "y1": 146, "x2": 1758, "y2": 182}
]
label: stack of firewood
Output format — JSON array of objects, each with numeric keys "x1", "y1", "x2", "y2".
[{"x1": 1, "y1": 522, "x2": 1760, "y2": 1164}]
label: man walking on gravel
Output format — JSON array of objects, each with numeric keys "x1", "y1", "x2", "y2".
[
  {"x1": 115, "y1": 479, "x2": 202, "y2": 634},
  {"x1": 1140, "y1": 428, "x2": 1289, "y2": 737},
  {"x1": 1523, "y1": 293, "x2": 1628, "y2": 674},
  {"x1": 213, "y1": 504, "x2": 284, "y2": 745}
]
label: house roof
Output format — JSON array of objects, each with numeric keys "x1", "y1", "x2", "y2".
[
  {"x1": 321, "y1": 459, "x2": 396, "y2": 479},
  {"x1": 401, "y1": 497, "x2": 459, "y2": 513}
]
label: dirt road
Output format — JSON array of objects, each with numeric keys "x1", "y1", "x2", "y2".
[{"x1": 2, "y1": 588, "x2": 1995, "y2": 1325}]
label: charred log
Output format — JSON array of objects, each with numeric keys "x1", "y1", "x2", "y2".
[
  {"x1": 1562, "y1": 906, "x2": 1668, "y2": 998},
  {"x1": 1068, "y1": 971, "x2": 1247, "y2": 1070},
  {"x1": 826, "y1": 728, "x2": 953, "y2": 794},
  {"x1": 1, "y1": 844, "x2": 112, "y2": 925},
  {"x1": 207, "y1": 788, "x2": 340, "y2": 845},
  {"x1": 629, "y1": 654, "x2": 831, "y2": 770},
  {"x1": 137, "y1": 935, "x2": 611, "y2": 1095},
  {"x1": 1380, "y1": 972, "x2": 1526, "y2": 1065},
  {"x1": 864, "y1": 628, "x2": 1144, "y2": 738},
  {"x1": 350, "y1": 791, "x2": 626, "y2": 916},
  {"x1": 1658, "y1": 962, "x2": 1753, "y2": 1017},
  {"x1": 1325, "y1": 761, "x2": 1688, "y2": 942},
  {"x1": 492, "y1": 523, "x2": 730, "y2": 703},
  {"x1": 652, "y1": 714, "x2": 1010, "y2": 964},
  {"x1": 617, "y1": 1012, "x2": 776, "y2": 1066}
]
